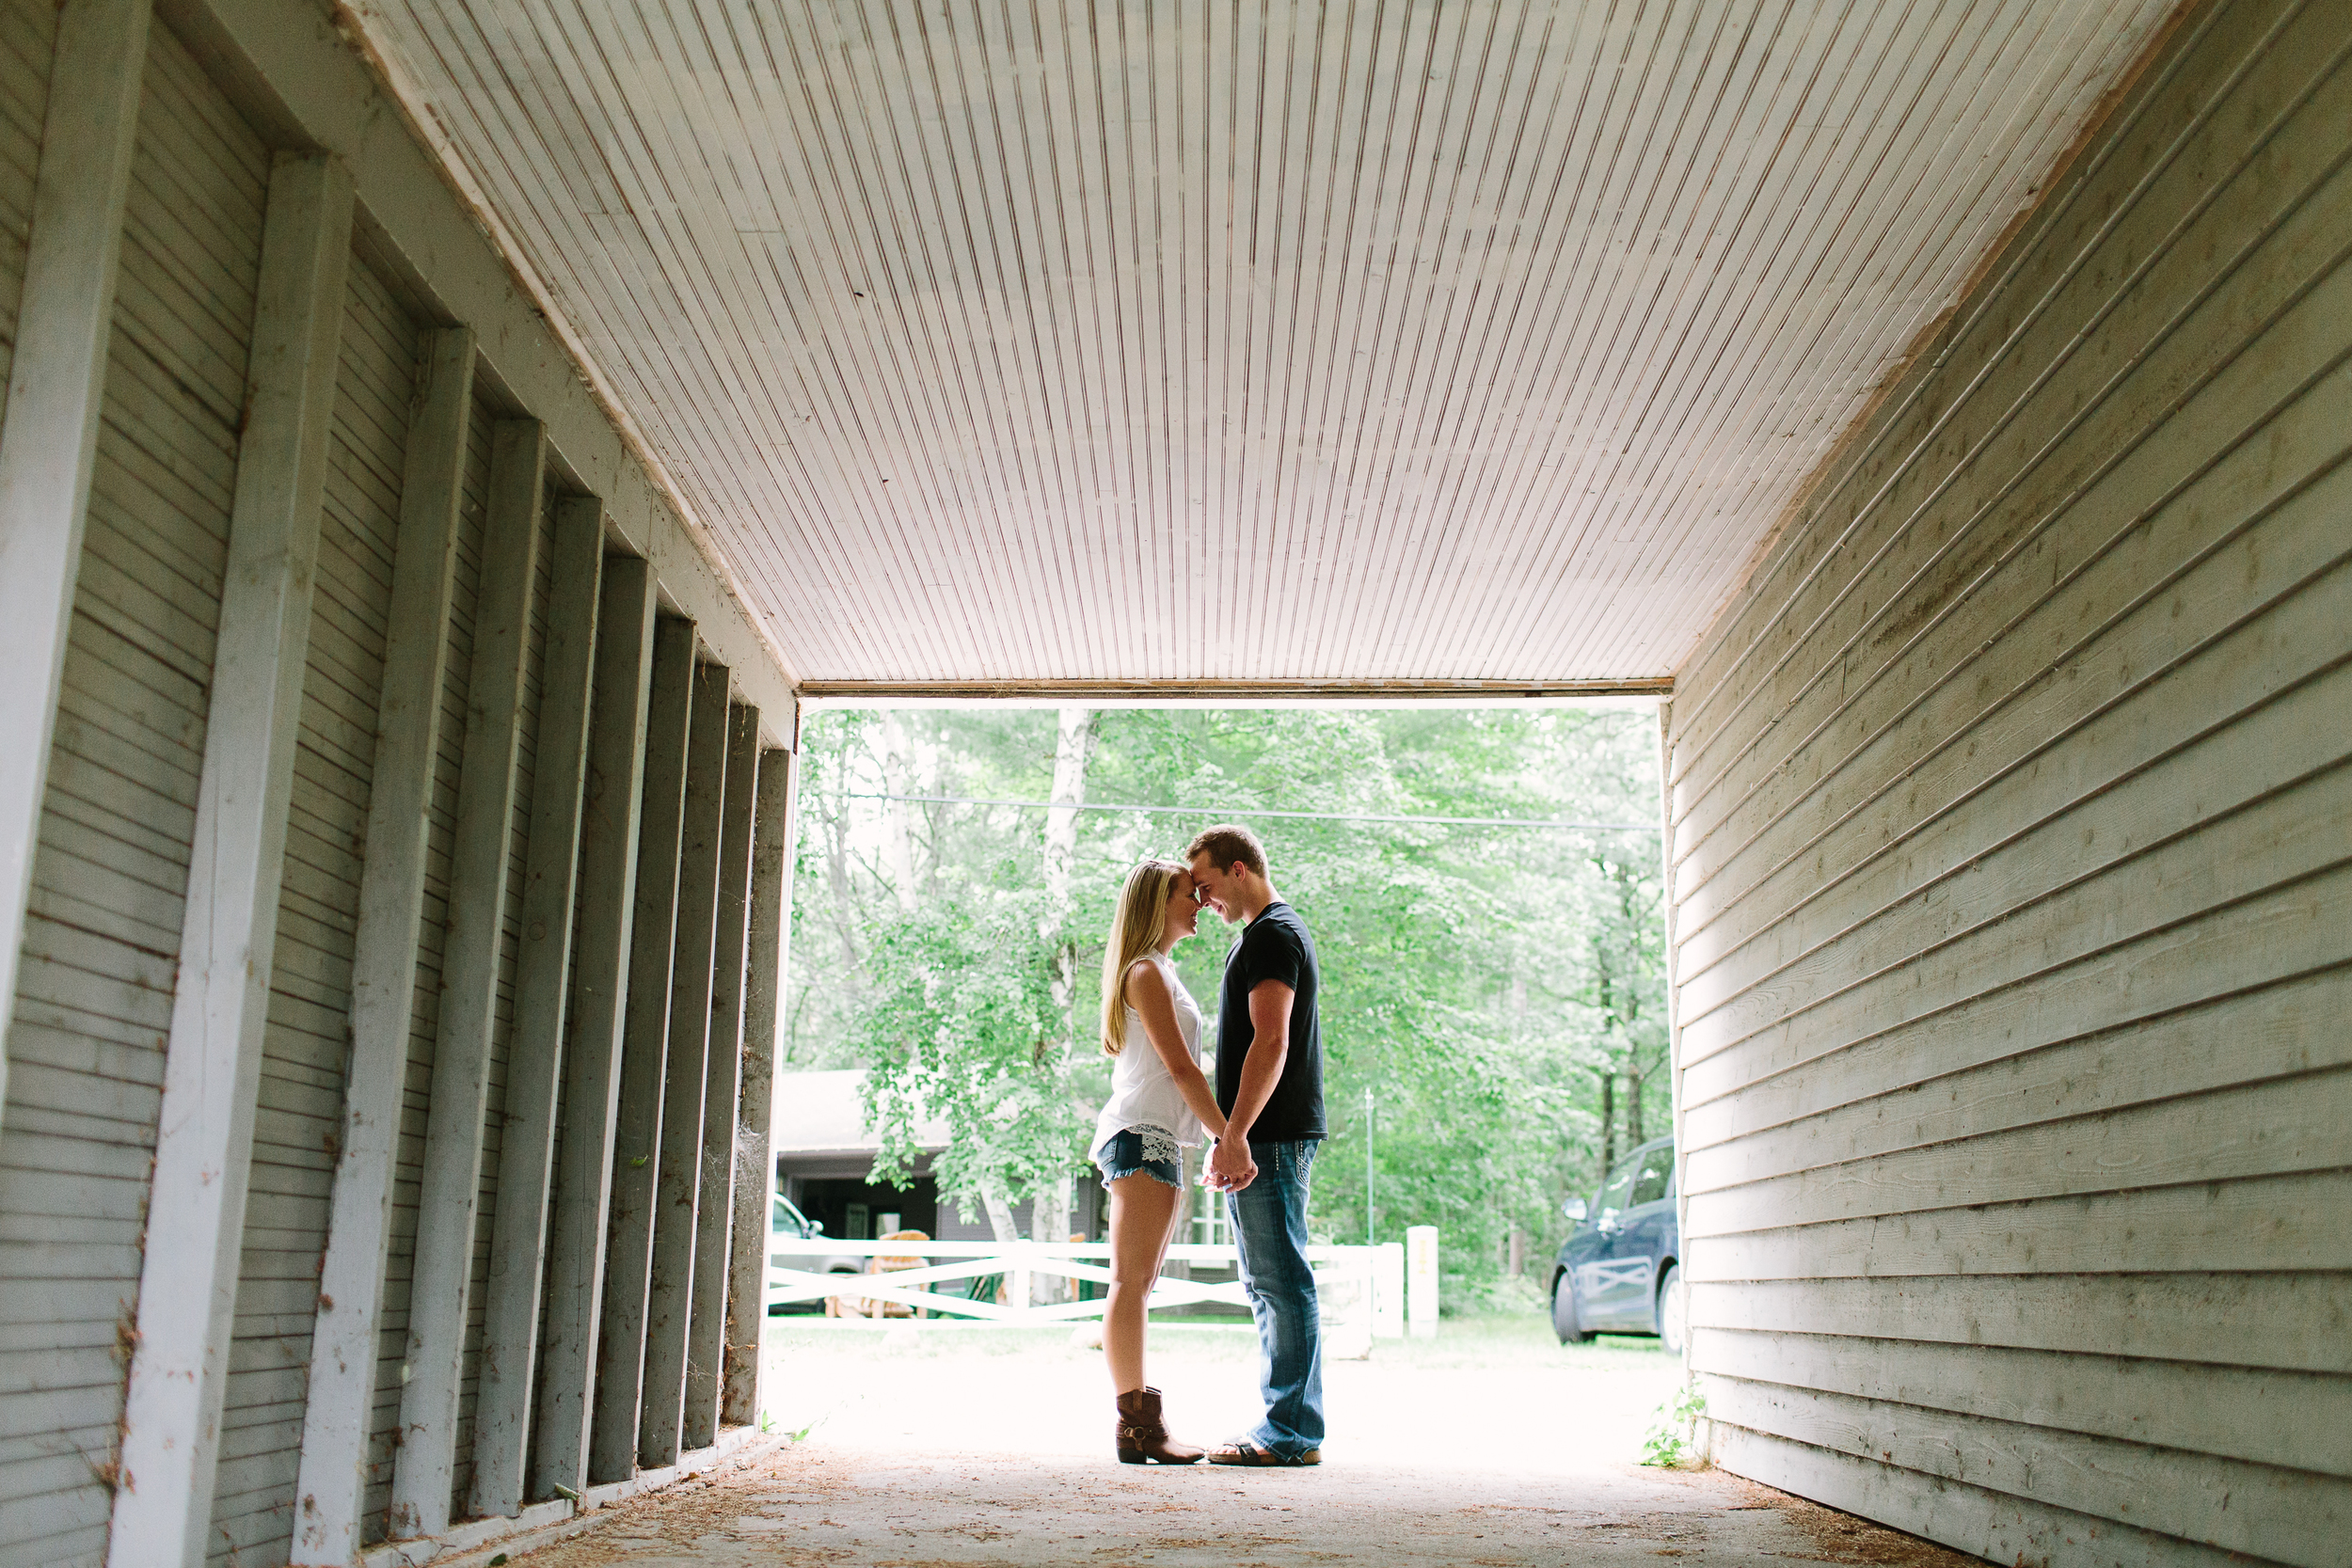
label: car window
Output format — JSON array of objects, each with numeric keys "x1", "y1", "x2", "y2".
[
  {"x1": 1629, "y1": 1149, "x2": 1671, "y2": 1207},
  {"x1": 1596, "y1": 1163, "x2": 1637, "y2": 1215}
]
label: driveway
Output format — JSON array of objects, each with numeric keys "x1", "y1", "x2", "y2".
[{"x1": 498, "y1": 1317, "x2": 1977, "y2": 1566}]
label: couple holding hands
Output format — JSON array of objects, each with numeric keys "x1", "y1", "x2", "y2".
[{"x1": 1090, "y1": 824, "x2": 1327, "y2": 1468}]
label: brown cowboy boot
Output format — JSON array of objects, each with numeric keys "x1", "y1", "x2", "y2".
[{"x1": 1115, "y1": 1386, "x2": 1204, "y2": 1465}]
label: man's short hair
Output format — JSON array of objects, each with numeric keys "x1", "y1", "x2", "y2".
[{"x1": 1184, "y1": 823, "x2": 1266, "y2": 878}]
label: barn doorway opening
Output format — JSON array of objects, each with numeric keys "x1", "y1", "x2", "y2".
[{"x1": 762, "y1": 700, "x2": 1682, "y2": 1464}]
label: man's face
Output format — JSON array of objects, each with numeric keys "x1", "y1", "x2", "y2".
[{"x1": 1187, "y1": 853, "x2": 1246, "y2": 924}]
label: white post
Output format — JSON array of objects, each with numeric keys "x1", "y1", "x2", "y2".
[
  {"x1": 685, "y1": 702, "x2": 759, "y2": 1449},
  {"x1": 587, "y1": 616, "x2": 696, "y2": 1485},
  {"x1": 105, "y1": 151, "x2": 353, "y2": 1568},
  {"x1": 1406, "y1": 1226, "x2": 1439, "y2": 1340},
  {"x1": 0, "y1": 0, "x2": 151, "y2": 1116},
  {"x1": 391, "y1": 419, "x2": 546, "y2": 1538},
  {"x1": 533, "y1": 555, "x2": 659, "y2": 1502},
  {"x1": 1009, "y1": 1243, "x2": 1032, "y2": 1319},
  {"x1": 722, "y1": 745, "x2": 795, "y2": 1429},
  {"x1": 471, "y1": 496, "x2": 603, "y2": 1518},
  {"x1": 293, "y1": 326, "x2": 475, "y2": 1566},
  {"x1": 1321, "y1": 1249, "x2": 1375, "y2": 1361},
  {"x1": 1374, "y1": 1241, "x2": 1406, "y2": 1338},
  {"x1": 637, "y1": 661, "x2": 731, "y2": 1468}
]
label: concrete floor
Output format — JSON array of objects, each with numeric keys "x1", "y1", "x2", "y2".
[{"x1": 502, "y1": 1320, "x2": 1979, "y2": 1567}]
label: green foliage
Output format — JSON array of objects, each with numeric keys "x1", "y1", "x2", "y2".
[
  {"x1": 853, "y1": 872, "x2": 1087, "y2": 1214},
  {"x1": 789, "y1": 704, "x2": 1668, "y2": 1270},
  {"x1": 1641, "y1": 1381, "x2": 1709, "y2": 1466}
]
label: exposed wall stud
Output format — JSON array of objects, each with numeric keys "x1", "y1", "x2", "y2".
[
  {"x1": 105, "y1": 150, "x2": 354, "y2": 1568},
  {"x1": 0, "y1": 0, "x2": 151, "y2": 1112},
  {"x1": 533, "y1": 556, "x2": 660, "y2": 1500},
  {"x1": 472, "y1": 497, "x2": 605, "y2": 1517},
  {"x1": 391, "y1": 419, "x2": 547, "y2": 1537},
  {"x1": 637, "y1": 671, "x2": 732, "y2": 1465},
  {"x1": 586, "y1": 616, "x2": 697, "y2": 1484},
  {"x1": 685, "y1": 703, "x2": 759, "y2": 1449},
  {"x1": 723, "y1": 745, "x2": 797, "y2": 1428},
  {"x1": 292, "y1": 325, "x2": 476, "y2": 1565}
]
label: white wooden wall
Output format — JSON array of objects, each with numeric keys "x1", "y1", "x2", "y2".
[
  {"x1": 208, "y1": 244, "x2": 417, "y2": 1567},
  {"x1": 0, "y1": 18, "x2": 262, "y2": 1564},
  {"x1": 0, "y1": 5, "x2": 801, "y2": 1565},
  {"x1": 1665, "y1": 1, "x2": 2352, "y2": 1561}
]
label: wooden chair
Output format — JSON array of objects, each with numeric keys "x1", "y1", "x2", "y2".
[{"x1": 828, "y1": 1229, "x2": 932, "y2": 1318}]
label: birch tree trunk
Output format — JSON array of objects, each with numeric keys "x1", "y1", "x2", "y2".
[
  {"x1": 880, "y1": 712, "x2": 920, "y2": 912},
  {"x1": 979, "y1": 1183, "x2": 1019, "y2": 1245},
  {"x1": 1031, "y1": 707, "x2": 1096, "y2": 1298}
]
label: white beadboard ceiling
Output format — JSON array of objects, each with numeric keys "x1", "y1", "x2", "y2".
[{"x1": 349, "y1": 0, "x2": 2173, "y2": 690}]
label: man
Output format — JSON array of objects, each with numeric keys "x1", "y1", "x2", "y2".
[{"x1": 1185, "y1": 824, "x2": 1324, "y2": 1466}]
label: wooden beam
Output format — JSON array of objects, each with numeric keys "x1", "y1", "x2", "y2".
[
  {"x1": 630, "y1": 657, "x2": 730, "y2": 1470},
  {"x1": 181, "y1": 0, "x2": 800, "y2": 737},
  {"x1": 391, "y1": 419, "x2": 547, "y2": 1538},
  {"x1": 532, "y1": 554, "x2": 659, "y2": 1501},
  {"x1": 795, "y1": 680, "x2": 1676, "y2": 706},
  {"x1": 0, "y1": 0, "x2": 151, "y2": 1117},
  {"x1": 585, "y1": 615, "x2": 696, "y2": 1485},
  {"x1": 684, "y1": 704, "x2": 759, "y2": 1449},
  {"x1": 291, "y1": 325, "x2": 476, "y2": 1566},
  {"x1": 471, "y1": 496, "x2": 604, "y2": 1518},
  {"x1": 723, "y1": 746, "x2": 797, "y2": 1428},
  {"x1": 104, "y1": 150, "x2": 353, "y2": 1568}
]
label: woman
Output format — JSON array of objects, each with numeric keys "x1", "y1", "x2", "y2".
[{"x1": 1090, "y1": 858, "x2": 1227, "y2": 1464}]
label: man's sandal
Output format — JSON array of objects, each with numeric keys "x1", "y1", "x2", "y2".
[{"x1": 1205, "y1": 1440, "x2": 1321, "y2": 1466}]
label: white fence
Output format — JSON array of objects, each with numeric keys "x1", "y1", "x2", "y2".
[{"x1": 770, "y1": 1239, "x2": 1410, "y2": 1354}]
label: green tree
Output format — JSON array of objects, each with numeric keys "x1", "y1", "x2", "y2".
[{"x1": 788, "y1": 703, "x2": 1670, "y2": 1305}]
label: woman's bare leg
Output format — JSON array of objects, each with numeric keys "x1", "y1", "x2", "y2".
[{"x1": 1105, "y1": 1173, "x2": 1181, "y2": 1394}]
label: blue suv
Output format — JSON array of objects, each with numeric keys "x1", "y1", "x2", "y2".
[{"x1": 1550, "y1": 1135, "x2": 1684, "y2": 1354}]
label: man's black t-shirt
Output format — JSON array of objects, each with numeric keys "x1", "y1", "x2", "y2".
[{"x1": 1215, "y1": 901, "x2": 1325, "y2": 1142}]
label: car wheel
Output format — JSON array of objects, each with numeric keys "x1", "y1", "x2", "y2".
[
  {"x1": 1551, "y1": 1272, "x2": 1594, "y2": 1345},
  {"x1": 1656, "y1": 1263, "x2": 1687, "y2": 1357}
]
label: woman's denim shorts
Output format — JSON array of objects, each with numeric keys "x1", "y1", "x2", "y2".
[{"x1": 1095, "y1": 1126, "x2": 1184, "y2": 1189}]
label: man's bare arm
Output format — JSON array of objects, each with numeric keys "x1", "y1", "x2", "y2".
[{"x1": 1222, "y1": 979, "x2": 1295, "y2": 1144}]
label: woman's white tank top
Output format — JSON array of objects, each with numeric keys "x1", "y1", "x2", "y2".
[{"x1": 1089, "y1": 950, "x2": 1205, "y2": 1159}]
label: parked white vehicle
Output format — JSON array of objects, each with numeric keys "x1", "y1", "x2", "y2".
[{"x1": 769, "y1": 1194, "x2": 865, "y2": 1310}]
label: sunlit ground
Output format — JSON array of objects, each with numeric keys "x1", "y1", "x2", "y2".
[
  {"x1": 758, "y1": 1309, "x2": 1685, "y2": 1472},
  {"x1": 500, "y1": 1308, "x2": 1978, "y2": 1565}
]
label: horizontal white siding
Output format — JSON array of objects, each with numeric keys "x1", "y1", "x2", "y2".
[
  {"x1": 0, "y1": 0, "x2": 48, "y2": 393},
  {"x1": 0, "y1": 17, "x2": 266, "y2": 1565},
  {"x1": 1664, "y1": 0, "x2": 2352, "y2": 1561}
]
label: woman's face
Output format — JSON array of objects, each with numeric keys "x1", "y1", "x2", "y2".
[{"x1": 1162, "y1": 871, "x2": 1200, "y2": 943}]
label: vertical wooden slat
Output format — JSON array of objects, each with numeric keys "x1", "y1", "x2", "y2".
[
  {"x1": 584, "y1": 613, "x2": 695, "y2": 1485},
  {"x1": 723, "y1": 743, "x2": 796, "y2": 1428},
  {"x1": 532, "y1": 555, "x2": 659, "y2": 1501},
  {"x1": 681, "y1": 700, "x2": 758, "y2": 1450},
  {"x1": 636, "y1": 664, "x2": 730, "y2": 1466},
  {"x1": 391, "y1": 418, "x2": 546, "y2": 1538},
  {"x1": 0, "y1": 0, "x2": 151, "y2": 1108},
  {"x1": 292, "y1": 325, "x2": 475, "y2": 1567},
  {"x1": 104, "y1": 150, "x2": 354, "y2": 1568},
  {"x1": 471, "y1": 496, "x2": 604, "y2": 1518}
]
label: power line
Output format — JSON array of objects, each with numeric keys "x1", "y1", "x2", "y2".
[{"x1": 841, "y1": 791, "x2": 1659, "y2": 832}]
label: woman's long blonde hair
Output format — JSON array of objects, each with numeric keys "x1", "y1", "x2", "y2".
[{"x1": 1099, "y1": 859, "x2": 1184, "y2": 1055}]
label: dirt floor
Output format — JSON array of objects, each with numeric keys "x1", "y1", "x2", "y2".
[{"x1": 502, "y1": 1316, "x2": 1980, "y2": 1567}]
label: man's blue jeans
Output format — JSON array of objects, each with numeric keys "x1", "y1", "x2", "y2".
[{"x1": 1227, "y1": 1139, "x2": 1324, "y2": 1457}]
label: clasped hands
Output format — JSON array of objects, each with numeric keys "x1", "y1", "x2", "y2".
[{"x1": 1203, "y1": 1134, "x2": 1257, "y2": 1193}]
